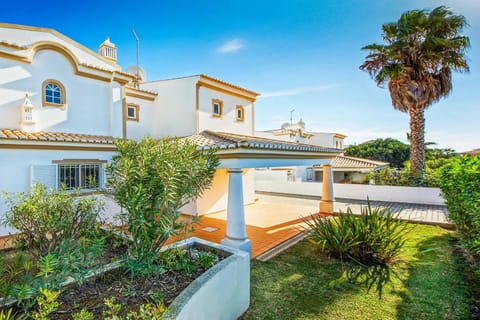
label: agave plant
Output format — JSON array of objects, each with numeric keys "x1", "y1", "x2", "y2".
[{"x1": 304, "y1": 200, "x2": 410, "y2": 265}]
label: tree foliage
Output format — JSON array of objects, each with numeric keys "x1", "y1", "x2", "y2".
[
  {"x1": 360, "y1": 6, "x2": 469, "y2": 174},
  {"x1": 345, "y1": 138, "x2": 410, "y2": 168},
  {"x1": 438, "y1": 156, "x2": 480, "y2": 260},
  {"x1": 106, "y1": 136, "x2": 219, "y2": 276}
]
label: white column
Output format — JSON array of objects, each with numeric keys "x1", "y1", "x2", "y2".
[
  {"x1": 221, "y1": 168, "x2": 252, "y2": 255},
  {"x1": 320, "y1": 163, "x2": 335, "y2": 213}
]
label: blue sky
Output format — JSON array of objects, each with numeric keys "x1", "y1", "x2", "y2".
[{"x1": 1, "y1": 0, "x2": 479, "y2": 151}]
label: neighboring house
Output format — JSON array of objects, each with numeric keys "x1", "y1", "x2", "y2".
[
  {"x1": 0, "y1": 23, "x2": 340, "y2": 252},
  {"x1": 460, "y1": 148, "x2": 480, "y2": 156},
  {"x1": 256, "y1": 119, "x2": 346, "y2": 149},
  {"x1": 256, "y1": 121, "x2": 387, "y2": 183},
  {"x1": 313, "y1": 156, "x2": 388, "y2": 183}
]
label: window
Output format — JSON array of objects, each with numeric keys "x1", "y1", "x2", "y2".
[
  {"x1": 126, "y1": 103, "x2": 139, "y2": 121},
  {"x1": 236, "y1": 106, "x2": 244, "y2": 121},
  {"x1": 42, "y1": 80, "x2": 65, "y2": 107},
  {"x1": 58, "y1": 163, "x2": 103, "y2": 191},
  {"x1": 212, "y1": 99, "x2": 223, "y2": 117},
  {"x1": 306, "y1": 167, "x2": 313, "y2": 181}
]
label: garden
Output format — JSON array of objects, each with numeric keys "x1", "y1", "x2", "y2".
[
  {"x1": 0, "y1": 137, "x2": 222, "y2": 319},
  {"x1": 243, "y1": 154, "x2": 480, "y2": 320}
]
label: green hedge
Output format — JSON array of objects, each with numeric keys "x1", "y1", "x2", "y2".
[{"x1": 438, "y1": 156, "x2": 480, "y2": 269}]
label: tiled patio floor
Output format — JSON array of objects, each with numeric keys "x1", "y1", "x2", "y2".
[{"x1": 186, "y1": 198, "x2": 327, "y2": 259}]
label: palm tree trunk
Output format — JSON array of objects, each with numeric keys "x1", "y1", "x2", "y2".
[{"x1": 409, "y1": 107, "x2": 425, "y2": 174}]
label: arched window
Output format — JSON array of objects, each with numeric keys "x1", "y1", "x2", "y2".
[{"x1": 42, "y1": 80, "x2": 66, "y2": 107}]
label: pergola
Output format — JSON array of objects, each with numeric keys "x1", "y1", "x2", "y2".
[{"x1": 187, "y1": 131, "x2": 341, "y2": 254}]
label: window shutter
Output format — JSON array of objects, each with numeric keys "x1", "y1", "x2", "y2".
[
  {"x1": 102, "y1": 164, "x2": 112, "y2": 191},
  {"x1": 30, "y1": 165, "x2": 58, "y2": 190}
]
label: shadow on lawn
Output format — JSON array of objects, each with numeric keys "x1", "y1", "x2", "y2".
[
  {"x1": 244, "y1": 241, "x2": 397, "y2": 319},
  {"x1": 344, "y1": 262, "x2": 399, "y2": 298},
  {"x1": 394, "y1": 233, "x2": 471, "y2": 320},
  {"x1": 245, "y1": 231, "x2": 471, "y2": 320}
]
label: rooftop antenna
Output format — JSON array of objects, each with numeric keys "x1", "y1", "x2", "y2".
[
  {"x1": 131, "y1": 28, "x2": 140, "y2": 88},
  {"x1": 290, "y1": 108, "x2": 295, "y2": 127}
]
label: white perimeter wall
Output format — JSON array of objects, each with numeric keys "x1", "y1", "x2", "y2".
[{"x1": 255, "y1": 174, "x2": 445, "y2": 206}]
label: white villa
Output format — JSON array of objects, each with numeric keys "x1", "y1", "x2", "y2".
[
  {"x1": 0, "y1": 23, "x2": 341, "y2": 253},
  {"x1": 256, "y1": 120, "x2": 388, "y2": 184}
]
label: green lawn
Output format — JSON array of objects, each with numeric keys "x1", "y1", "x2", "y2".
[{"x1": 243, "y1": 225, "x2": 472, "y2": 320}]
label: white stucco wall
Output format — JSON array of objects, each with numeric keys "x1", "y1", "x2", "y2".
[
  {"x1": 140, "y1": 77, "x2": 197, "y2": 138},
  {"x1": 182, "y1": 169, "x2": 255, "y2": 216},
  {"x1": 110, "y1": 82, "x2": 124, "y2": 138},
  {"x1": 125, "y1": 96, "x2": 157, "y2": 140},
  {"x1": 163, "y1": 238, "x2": 250, "y2": 320},
  {"x1": 307, "y1": 133, "x2": 339, "y2": 148},
  {"x1": 0, "y1": 148, "x2": 116, "y2": 236},
  {"x1": 0, "y1": 50, "x2": 114, "y2": 136},
  {"x1": 198, "y1": 87, "x2": 253, "y2": 136},
  {"x1": 0, "y1": 25, "x2": 118, "y2": 72}
]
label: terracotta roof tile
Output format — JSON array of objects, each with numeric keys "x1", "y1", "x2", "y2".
[
  {"x1": 0, "y1": 129, "x2": 114, "y2": 145},
  {"x1": 184, "y1": 131, "x2": 340, "y2": 153},
  {"x1": 461, "y1": 148, "x2": 480, "y2": 155},
  {"x1": 315, "y1": 155, "x2": 388, "y2": 169}
]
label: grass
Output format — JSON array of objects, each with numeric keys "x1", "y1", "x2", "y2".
[{"x1": 243, "y1": 224, "x2": 472, "y2": 320}]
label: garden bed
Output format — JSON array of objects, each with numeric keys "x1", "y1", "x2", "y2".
[
  {"x1": 51, "y1": 241, "x2": 226, "y2": 319},
  {"x1": 0, "y1": 236, "x2": 251, "y2": 320}
]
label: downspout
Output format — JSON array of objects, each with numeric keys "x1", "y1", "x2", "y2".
[
  {"x1": 121, "y1": 85, "x2": 127, "y2": 140},
  {"x1": 196, "y1": 82, "x2": 200, "y2": 134},
  {"x1": 251, "y1": 101, "x2": 255, "y2": 136}
]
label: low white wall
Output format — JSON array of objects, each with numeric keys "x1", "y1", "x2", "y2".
[
  {"x1": 255, "y1": 180, "x2": 445, "y2": 205},
  {"x1": 163, "y1": 237, "x2": 250, "y2": 320}
]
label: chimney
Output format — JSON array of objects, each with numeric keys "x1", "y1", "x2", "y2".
[{"x1": 98, "y1": 37, "x2": 117, "y2": 63}]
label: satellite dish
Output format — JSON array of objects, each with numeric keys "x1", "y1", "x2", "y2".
[{"x1": 126, "y1": 65, "x2": 147, "y2": 83}]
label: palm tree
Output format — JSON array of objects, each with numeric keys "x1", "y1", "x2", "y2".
[{"x1": 360, "y1": 6, "x2": 469, "y2": 175}]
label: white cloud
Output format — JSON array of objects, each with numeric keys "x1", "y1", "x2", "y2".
[
  {"x1": 217, "y1": 39, "x2": 244, "y2": 53},
  {"x1": 260, "y1": 84, "x2": 341, "y2": 98}
]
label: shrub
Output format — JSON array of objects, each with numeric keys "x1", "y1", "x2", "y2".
[
  {"x1": 106, "y1": 137, "x2": 219, "y2": 276},
  {"x1": 304, "y1": 202, "x2": 409, "y2": 265},
  {"x1": 2, "y1": 184, "x2": 104, "y2": 256},
  {"x1": 367, "y1": 166, "x2": 439, "y2": 187},
  {"x1": 159, "y1": 247, "x2": 218, "y2": 273},
  {"x1": 438, "y1": 156, "x2": 480, "y2": 260}
]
